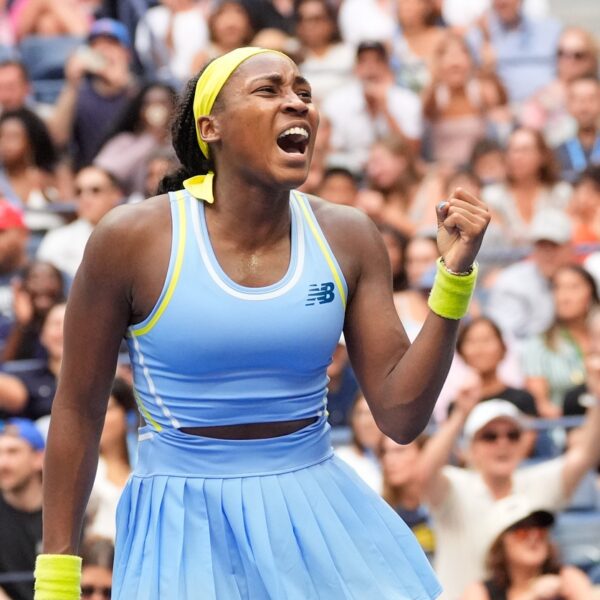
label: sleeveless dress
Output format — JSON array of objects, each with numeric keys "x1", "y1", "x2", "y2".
[{"x1": 113, "y1": 189, "x2": 442, "y2": 599}]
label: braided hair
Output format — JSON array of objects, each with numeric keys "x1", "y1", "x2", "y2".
[{"x1": 158, "y1": 67, "x2": 219, "y2": 194}]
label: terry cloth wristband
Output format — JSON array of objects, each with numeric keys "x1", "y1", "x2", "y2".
[
  {"x1": 34, "y1": 554, "x2": 82, "y2": 600},
  {"x1": 428, "y1": 257, "x2": 478, "y2": 320}
]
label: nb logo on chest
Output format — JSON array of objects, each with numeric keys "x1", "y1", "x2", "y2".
[{"x1": 306, "y1": 282, "x2": 335, "y2": 306}]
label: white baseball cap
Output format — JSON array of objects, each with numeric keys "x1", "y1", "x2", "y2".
[{"x1": 463, "y1": 399, "x2": 523, "y2": 442}]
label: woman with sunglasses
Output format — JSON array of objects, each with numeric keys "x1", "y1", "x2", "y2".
[
  {"x1": 462, "y1": 498, "x2": 594, "y2": 600},
  {"x1": 36, "y1": 47, "x2": 489, "y2": 599},
  {"x1": 80, "y1": 537, "x2": 114, "y2": 600}
]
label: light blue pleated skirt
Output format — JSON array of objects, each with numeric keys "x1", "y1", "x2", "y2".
[{"x1": 113, "y1": 417, "x2": 442, "y2": 599}]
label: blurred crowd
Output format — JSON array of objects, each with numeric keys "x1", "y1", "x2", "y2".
[{"x1": 0, "y1": 0, "x2": 599, "y2": 599}]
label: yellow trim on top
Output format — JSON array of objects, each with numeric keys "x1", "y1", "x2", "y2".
[
  {"x1": 133, "y1": 388, "x2": 163, "y2": 432},
  {"x1": 133, "y1": 190, "x2": 187, "y2": 337},
  {"x1": 295, "y1": 193, "x2": 347, "y2": 309}
]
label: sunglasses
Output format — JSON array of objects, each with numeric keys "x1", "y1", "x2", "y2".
[
  {"x1": 476, "y1": 429, "x2": 522, "y2": 444},
  {"x1": 81, "y1": 585, "x2": 111, "y2": 598},
  {"x1": 508, "y1": 525, "x2": 549, "y2": 542},
  {"x1": 557, "y1": 48, "x2": 589, "y2": 60},
  {"x1": 75, "y1": 185, "x2": 111, "y2": 196}
]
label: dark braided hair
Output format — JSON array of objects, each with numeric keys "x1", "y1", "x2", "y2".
[{"x1": 158, "y1": 68, "x2": 218, "y2": 194}]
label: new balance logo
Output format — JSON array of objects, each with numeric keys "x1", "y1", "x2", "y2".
[{"x1": 306, "y1": 282, "x2": 335, "y2": 306}]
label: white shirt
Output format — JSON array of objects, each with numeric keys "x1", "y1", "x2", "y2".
[
  {"x1": 36, "y1": 218, "x2": 93, "y2": 278},
  {"x1": 431, "y1": 458, "x2": 566, "y2": 600},
  {"x1": 442, "y1": 0, "x2": 549, "y2": 28},
  {"x1": 338, "y1": 0, "x2": 396, "y2": 46},
  {"x1": 135, "y1": 5, "x2": 209, "y2": 83},
  {"x1": 322, "y1": 79, "x2": 422, "y2": 172},
  {"x1": 335, "y1": 445, "x2": 382, "y2": 493}
]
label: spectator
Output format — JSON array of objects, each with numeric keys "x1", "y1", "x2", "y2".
[
  {"x1": 555, "y1": 76, "x2": 600, "y2": 183},
  {"x1": 379, "y1": 223, "x2": 409, "y2": 292},
  {"x1": 359, "y1": 135, "x2": 443, "y2": 235},
  {"x1": 325, "y1": 336, "x2": 359, "y2": 428},
  {"x1": 417, "y1": 396, "x2": 600, "y2": 599},
  {"x1": 0, "y1": 418, "x2": 44, "y2": 600},
  {"x1": 239, "y1": 0, "x2": 295, "y2": 35},
  {"x1": 456, "y1": 317, "x2": 536, "y2": 416},
  {"x1": 338, "y1": 0, "x2": 396, "y2": 48},
  {"x1": 322, "y1": 41, "x2": 423, "y2": 173},
  {"x1": 470, "y1": 138, "x2": 507, "y2": 187},
  {"x1": 80, "y1": 537, "x2": 114, "y2": 600},
  {"x1": 37, "y1": 166, "x2": 123, "y2": 279},
  {"x1": 483, "y1": 127, "x2": 571, "y2": 251},
  {"x1": 294, "y1": 0, "x2": 354, "y2": 104},
  {"x1": 422, "y1": 32, "x2": 510, "y2": 168},
  {"x1": 0, "y1": 302, "x2": 64, "y2": 420},
  {"x1": 12, "y1": 0, "x2": 91, "y2": 41},
  {"x1": 0, "y1": 201, "x2": 28, "y2": 326},
  {"x1": 0, "y1": 108, "x2": 63, "y2": 233},
  {"x1": 0, "y1": 261, "x2": 64, "y2": 362},
  {"x1": 0, "y1": 60, "x2": 32, "y2": 114},
  {"x1": 334, "y1": 393, "x2": 382, "y2": 492},
  {"x1": 127, "y1": 147, "x2": 179, "y2": 204},
  {"x1": 191, "y1": 1, "x2": 254, "y2": 73},
  {"x1": 522, "y1": 264, "x2": 598, "y2": 418},
  {"x1": 485, "y1": 209, "x2": 573, "y2": 339},
  {"x1": 317, "y1": 167, "x2": 358, "y2": 207},
  {"x1": 390, "y1": 0, "x2": 445, "y2": 93},
  {"x1": 51, "y1": 18, "x2": 137, "y2": 169},
  {"x1": 521, "y1": 27, "x2": 599, "y2": 146},
  {"x1": 466, "y1": 0, "x2": 562, "y2": 105},
  {"x1": 462, "y1": 497, "x2": 594, "y2": 600},
  {"x1": 134, "y1": 0, "x2": 209, "y2": 85},
  {"x1": 94, "y1": 82, "x2": 177, "y2": 196},
  {"x1": 568, "y1": 165, "x2": 600, "y2": 258},
  {"x1": 380, "y1": 434, "x2": 435, "y2": 561},
  {"x1": 86, "y1": 378, "x2": 135, "y2": 541}
]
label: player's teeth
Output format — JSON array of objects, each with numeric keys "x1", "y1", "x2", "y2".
[{"x1": 278, "y1": 127, "x2": 309, "y2": 139}]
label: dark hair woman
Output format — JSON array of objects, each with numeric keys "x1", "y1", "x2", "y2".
[{"x1": 37, "y1": 47, "x2": 489, "y2": 599}]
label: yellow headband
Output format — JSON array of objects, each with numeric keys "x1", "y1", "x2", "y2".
[{"x1": 183, "y1": 47, "x2": 288, "y2": 203}]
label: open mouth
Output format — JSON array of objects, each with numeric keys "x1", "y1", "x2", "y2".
[{"x1": 276, "y1": 127, "x2": 310, "y2": 155}]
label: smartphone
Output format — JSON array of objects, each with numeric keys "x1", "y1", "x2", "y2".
[{"x1": 75, "y1": 45, "x2": 107, "y2": 73}]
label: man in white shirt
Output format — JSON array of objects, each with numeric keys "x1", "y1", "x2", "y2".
[
  {"x1": 322, "y1": 41, "x2": 422, "y2": 173},
  {"x1": 37, "y1": 166, "x2": 123, "y2": 279}
]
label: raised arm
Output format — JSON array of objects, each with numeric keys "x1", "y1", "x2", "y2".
[
  {"x1": 42, "y1": 207, "x2": 135, "y2": 554},
  {"x1": 342, "y1": 188, "x2": 490, "y2": 443}
]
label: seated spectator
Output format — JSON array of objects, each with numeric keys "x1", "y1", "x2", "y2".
[
  {"x1": 94, "y1": 82, "x2": 176, "y2": 196},
  {"x1": 393, "y1": 233, "x2": 439, "y2": 341},
  {"x1": 0, "y1": 201, "x2": 28, "y2": 328},
  {"x1": 12, "y1": 0, "x2": 91, "y2": 41},
  {"x1": 0, "y1": 60, "x2": 33, "y2": 114},
  {"x1": 80, "y1": 537, "x2": 114, "y2": 600},
  {"x1": 0, "y1": 108, "x2": 63, "y2": 232},
  {"x1": 134, "y1": 0, "x2": 208, "y2": 84},
  {"x1": 483, "y1": 127, "x2": 571, "y2": 251},
  {"x1": 555, "y1": 76, "x2": 600, "y2": 183},
  {"x1": 50, "y1": 18, "x2": 138, "y2": 169},
  {"x1": 86, "y1": 377, "x2": 135, "y2": 541},
  {"x1": 466, "y1": 0, "x2": 562, "y2": 105},
  {"x1": 0, "y1": 418, "x2": 44, "y2": 600},
  {"x1": 463, "y1": 498, "x2": 594, "y2": 600},
  {"x1": 322, "y1": 41, "x2": 422, "y2": 173},
  {"x1": 0, "y1": 302, "x2": 64, "y2": 420},
  {"x1": 294, "y1": 0, "x2": 354, "y2": 104},
  {"x1": 422, "y1": 32, "x2": 509, "y2": 168},
  {"x1": 37, "y1": 165, "x2": 123, "y2": 279},
  {"x1": 127, "y1": 147, "x2": 179, "y2": 204},
  {"x1": 380, "y1": 434, "x2": 435, "y2": 561},
  {"x1": 568, "y1": 165, "x2": 600, "y2": 259},
  {"x1": 239, "y1": 0, "x2": 295, "y2": 35},
  {"x1": 325, "y1": 336, "x2": 359, "y2": 428},
  {"x1": 317, "y1": 167, "x2": 359, "y2": 207},
  {"x1": 521, "y1": 27, "x2": 599, "y2": 146},
  {"x1": 417, "y1": 396, "x2": 600, "y2": 599},
  {"x1": 522, "y1": 264, "x2": 598, "y2": 417},
  {"x1": 379, "y1": 223, "x2": 409, "y2": 292},
  {"x1": 470, "y1": 138, "x2": 507, "y2": 187},
  {"x1": 485, "y1": 209, "x2": 574, "y2": 340},
  {"x1": 390, "y1": 0, "x2": 445, "y2": 93},
  {"x1": 0, "y1": 260, "x2": 64, "y2": 361},
  {"x1": 359, "y1": 135, "x2": 443, "y2": 235},
  {"x1": 334, "y1": 393, "x2": 382, "y2": 492},
  {"x1": 191, "y1": 1, "x2": 254, "y2": 73},
  {"x1": 338, "y1": 0, "x2": 396, "y2": 48}
]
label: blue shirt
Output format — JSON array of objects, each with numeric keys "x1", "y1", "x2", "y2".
[{"x1": 467, "y1": 12, "x2": 562, "y2": 103}]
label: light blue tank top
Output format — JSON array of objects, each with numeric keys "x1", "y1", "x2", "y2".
[{"x1": 126, "y1": 189, "x2": 348, "y2": 430}]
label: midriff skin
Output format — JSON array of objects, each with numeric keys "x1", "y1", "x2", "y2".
[{"x1": 180, "y1": 416, "x2": 318, "y2": 440}]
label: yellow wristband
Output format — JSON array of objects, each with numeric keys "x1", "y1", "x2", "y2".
[
  {"x1": 34, "y1": 554, "x2": 81, "y2": 600},
  {"x1": 428, "y1": 257, "x2": 478, "y2": 320}
]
